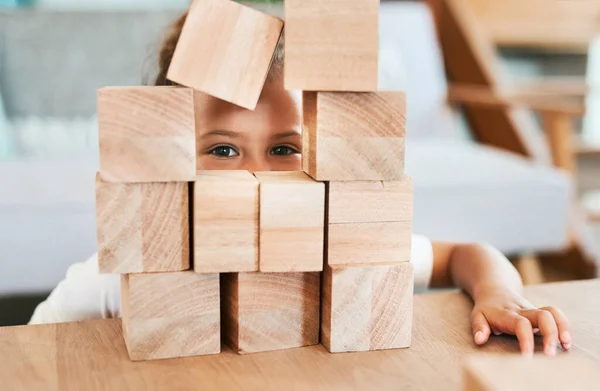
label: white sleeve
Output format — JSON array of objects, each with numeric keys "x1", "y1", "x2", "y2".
[
  {"x1": 29, "y1": 253, "x2": 122, "y2": 324},
  {"x1": 410, "y1": 234, "x2": 434, "y2": 292}
]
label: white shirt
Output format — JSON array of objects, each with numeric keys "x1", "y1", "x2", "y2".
[{"x1": 29, "y1": 234, "x2": 434, "y2": 325}]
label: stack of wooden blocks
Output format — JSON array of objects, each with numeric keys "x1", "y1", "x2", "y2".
[{"x1": 94, "y1": 0, "x2": 413, "y2": 361}]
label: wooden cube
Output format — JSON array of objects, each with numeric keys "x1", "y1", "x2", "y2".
[
  {"x1": 121, "y1": 272, "x2": 220, "y2": 361},
  {"x1": 167, "y1": 0, "x2": 283, "y2": 110},
  {"x1": 329, "y1": 177, "x2": 413, "y2": 224},
  {"x1": 98, "y1": 87, "x2": 197, "y2": 183},
  {"x1": 95, "y1": 174, "x2": 189, "y2": 274},
  {"x1": 221, "y1": 271, "x2": 320, "y2": 354},
  {"x1": 194, "y1": 171, "x2": 258, "y2": 273},
  {"x1": 328, "y1": 222, "x2": 412, "y2": 266},
  {"x1": 303, "y1": 91, "x2": 406, "y2": 181},
  {"x1": 322, "y1": 262, "x2": 413, "y2": 353},
  {"x1": 284, "y1": 0, "x2": 378, "y2": 91},
  {"x1": 254, "y1": 172, "x2": 325, "y2": 272},
  {"x1": 463, "y1": 355, "x2": 600, "y2": 391}
]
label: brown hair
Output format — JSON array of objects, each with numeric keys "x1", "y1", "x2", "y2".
[{"x1": 154, "y1": 11, "x2": 284, "y2": 87}]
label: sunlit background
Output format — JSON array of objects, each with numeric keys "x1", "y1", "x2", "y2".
[{"x1": 0, "y1": 0, "x2": 599, "y2": 325}]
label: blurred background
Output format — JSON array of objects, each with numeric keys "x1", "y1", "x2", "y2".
[{"x1": 0, "y1": 0, "x2": 599, "y2": 325}]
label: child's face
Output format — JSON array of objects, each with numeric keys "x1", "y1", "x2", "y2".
[{"x1": 195, "y1": 80, "x2": 302, "y2": 172}]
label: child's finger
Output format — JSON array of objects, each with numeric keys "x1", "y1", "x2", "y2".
[
  {"x1": 539, "y1": 306, "x2": 571, "y2": 350},
  {"x1": 519, "y1": 309, "x2": 559, "y2": 356},
  {"x1": 471, "y1": 311, "x2": 491, "y2": 345},
  {"x1": 510, "y1": 313, "x2": 535, "y2": 356}
]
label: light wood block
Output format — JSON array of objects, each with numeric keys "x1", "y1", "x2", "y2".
[
  {"x1": 463, "y1": 354, "x2": 600, "y2": 391},
  {"x1": 322, "y1": 262, "x2": 413, "y2": 353},
  {"x1": 95, "y1": 174, "x2": 189, "y2": 274},
  {"x1": 194, "y1": 171, "x2": 258, "y2": 273},
  {"x1": 284, "y1": 0, "x2": 378, "y2": 91},
  {"x1": 167, "y1": 0, "x2": 283, "y2": 110},
  {"x1": 329, "y1": 177, "x2": 413, "y2": 224},
  {"x1": 328, "y1": 222, "x2": 412, "y2": 266},
  {"x1": 121, "y1": 272, "x2": 220, "y2": 361},
  {"x1": 303, "y1": 91, "x2": 406, "y2": 181},
  {"x1": 254, "y1": 172, "x2": 325, "y2": 272},
  {"x1": 221, "y1": 271, "x2": 320, "y2": 354},
  {"x1": 98, "y1": 87, "x2": 197, "y2": 183}
]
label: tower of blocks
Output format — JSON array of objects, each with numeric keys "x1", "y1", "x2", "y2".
[{"x1": 94, "y1": 0, "x2": 413, "y2": 361}]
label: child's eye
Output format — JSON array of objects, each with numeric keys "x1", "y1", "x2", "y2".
[
  {"x1": 209, "y1": 145, "x2": 239, "y2": 158},
  {"x1": 270, "y1": 145, "x2": 299, "y2": 156}
]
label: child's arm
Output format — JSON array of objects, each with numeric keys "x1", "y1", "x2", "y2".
[
  {"x1": 430, "y1": 242, "x2": 571, "y2": 356},
  {"x1": 29, "y1": 254, "x2": 121, "y2": 324}
]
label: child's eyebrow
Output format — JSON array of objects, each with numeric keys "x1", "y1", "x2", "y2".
[
  {"x1": 201, "y1": 129, "x2": 245, "y2": 139},
  {"x1": 270, "y1": 130, "x2": 301, "y2": 140}
]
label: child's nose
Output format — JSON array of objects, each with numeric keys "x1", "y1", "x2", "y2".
[{"x1": 240, "y1": 157, "x2": 271, "y2": 173}]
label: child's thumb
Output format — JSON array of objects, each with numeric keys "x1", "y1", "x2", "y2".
[{"x1": 472, "y1": 312, "x2": 491, "y2": 345}]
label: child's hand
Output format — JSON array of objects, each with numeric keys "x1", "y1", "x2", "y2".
[{"x1": 471, "y1": 285, "x2": 572, "y2": 356}]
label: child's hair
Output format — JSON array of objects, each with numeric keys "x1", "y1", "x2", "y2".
[{"x1": 154, "y1": 11, "x2": 284, "y2": 87}]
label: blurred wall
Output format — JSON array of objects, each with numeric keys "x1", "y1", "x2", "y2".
[{"x1": 0, "y1": 11, "x2": 181, "y2": 117}]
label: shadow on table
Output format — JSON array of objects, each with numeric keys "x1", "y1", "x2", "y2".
[{"x1": 0, "y1": 293, "x2": 49, "y2": 326}]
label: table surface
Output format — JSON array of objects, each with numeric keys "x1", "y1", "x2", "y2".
[{"x1": 2, "y1": 279, "x2": 599, "y2": 390}]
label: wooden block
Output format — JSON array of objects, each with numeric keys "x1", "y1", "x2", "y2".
[
  {"x1": 329, "y1": 177, "x2": 413, "y2": 224},
  {"x1": 463, "y1": 354, "x2": 600, "y2": 391},
  {"x1": 121, "y1": 272, "x2": 220, "y2": 361},
  {"x1": 322, "y1": 262, "x2": 413, "y2": 353},
  {"x1": 95, "y1": 174, "x2": 189, "y2": 274},
  {"x1": 303, "y1": 91, "x2": 406, "y2": 181},
  {"x1": 98, "y1": 87, "x2": 197, "y2": 183},
  {"x1": 254, "y1": 172, "x2": 325, "y2": 272},
  {"x1": 284, "y1": 0, "x2": 378, "y2": 91},
  {"x1": 167, "y1": 0, "x2": 283, "y2": 110},
  {"x1": 221, "y1": 271, "x2": 320, "y2": 354},
  {"x1": 328, "y1": 222, "x2": 411, "y2": 266},
  {"x1": 194, "y1": 171, "x2": 258, "y2": 273}
]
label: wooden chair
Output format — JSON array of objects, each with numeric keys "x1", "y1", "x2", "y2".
[
  {"x1": 457, "y1": 0, "x2": 600, "y2": 167},
  {"x1": 427, "y1": 0, "x2": 600, "y2": 280},
  {"x1": 459, "y1": 0, "x2": 600, "y2": 54}
]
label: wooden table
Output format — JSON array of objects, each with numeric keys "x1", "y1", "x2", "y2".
[{"x1": 2, "y1": 280, "x2": 599, "y2": 390}]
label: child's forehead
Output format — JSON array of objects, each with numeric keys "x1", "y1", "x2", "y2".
[
  {"x1": 193, "y1": 87, "x2": 301, "y2": 113},
  {"x1": 289, "y1": 89, "x2": 302, "y2": 110}
]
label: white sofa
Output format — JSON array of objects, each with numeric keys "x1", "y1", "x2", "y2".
[
  {"x1": 0, "y1": 3, "x2": 571, "y2": 295},
  {"x1": 379, "y1": 3, "x2": 570, "y2": 253}
]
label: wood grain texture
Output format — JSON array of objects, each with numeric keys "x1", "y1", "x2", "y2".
[
  {"x1": 3, "y1": 280, "x2": 600, "y2": 390},
  {"x1": 167, "y1": 0, "x2": 283, "y2": 110},
  {"x1": 254, "y1": 172, "x2": 325, "y2": 272},
  {"x1": 0, "y1": 323, "x2": 58, "y2": 390},
  {"x1": 98, "y1": 87, "x2": 196, "y2": 183},
  {"x1": 121, "y1": 272, "x2": 220, "y2": 361},
  {"x1": 221, "y1": 272, "x2": 320, "y2": 354},
  {"x1": 95, "y1": 174, "x2": 189, "y2": 274},
  {"x1": 328, "y1": 222, "x2": 412, "y2": 265},
  {"x1": 322, "y1": 263, "x2": 413, "y2": 353},
  {"x1": 329, "y1": 177, "x2": 413, "y2": 224},
  {"x1": 463, "y1": 354, "x2": 600, "y2": 391},
  {"x1": 194, "y1": 171, "x2": 258, "y2": 273},
  {"x1": 302, "y1": 91, "x2": 406, "y2": 181},
  {"x1": 284, "y1": 0, "x2": 378, "y2": 91}
]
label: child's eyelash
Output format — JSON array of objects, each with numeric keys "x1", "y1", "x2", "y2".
[
  {"x1": 271, "y1": 145, "x2": 301, "y2": 156},
  {"x1": 206, "y1": 144, "x2": 239, "y2": 158}
]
